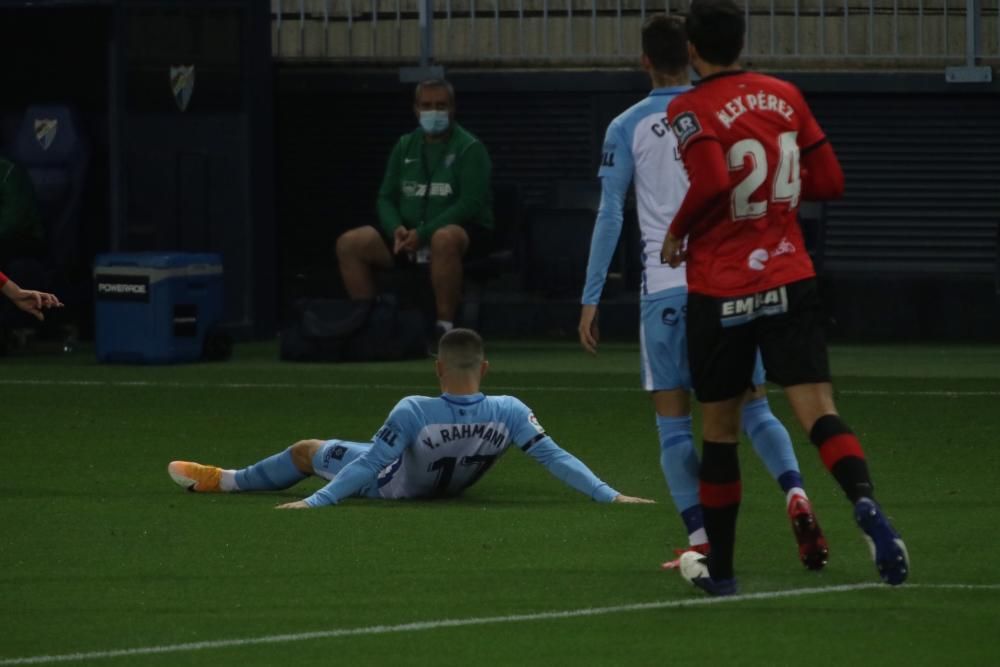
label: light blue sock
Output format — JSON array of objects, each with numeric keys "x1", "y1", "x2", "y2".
[
  {"x1": 656, "y1": 415, "x2": 701, "y2": 517},
  {"x1": 234, "y1": 448, "x2": 308, "y2": 491},
  {"x1": 742, "y1": 397, "x2": 801, "y2": 487}
]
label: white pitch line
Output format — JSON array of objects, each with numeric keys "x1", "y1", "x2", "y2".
[
  {"x1": 0, "y1": 379, "x2": 998, "y2": 397},
  {"x1": 0, "y1": 583, "x2": 996, "y2": 666},
  {"x1": 0, "y1": 379, "x2": 433, "y2": 390}
]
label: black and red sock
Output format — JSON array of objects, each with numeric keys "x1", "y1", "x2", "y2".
[
  {"x1": 699, "y1": 441, "x2": 741, "y2": 581},
  {"x1": 810, "y1": 414, "x2": 874, "y2": 503}
]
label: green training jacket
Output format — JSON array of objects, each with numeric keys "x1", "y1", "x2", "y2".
[{"x1": 376, "y1": 123, "x2": 493, "y2": 243}]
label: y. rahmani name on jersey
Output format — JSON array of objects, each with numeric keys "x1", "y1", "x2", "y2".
[{"x1": 422, "y1": 422, "x2": 510, "y2": 450}]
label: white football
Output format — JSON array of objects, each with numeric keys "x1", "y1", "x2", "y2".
[{"x1": 678, "y1": 550, "x2": 710, "y2": 583}]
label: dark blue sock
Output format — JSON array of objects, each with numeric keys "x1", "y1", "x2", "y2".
[
  {"x1": 777, "y1": 470, "x2": 804, "y2": 495},
  {"x1": 679, "y1": 504, "x2": 704, "y2": 536}
]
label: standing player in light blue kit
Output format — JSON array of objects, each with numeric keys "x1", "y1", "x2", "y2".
[
  {"x1": 578, "y1": 15, "x2": 828, "y2": 569},
  {"x1": 169, "y1": 329, "x2": 653, "y2": 508}
]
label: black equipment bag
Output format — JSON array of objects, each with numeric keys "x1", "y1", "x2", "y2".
[{"x1": 280, "y1": 296, "x2": 427, "y2": 362}]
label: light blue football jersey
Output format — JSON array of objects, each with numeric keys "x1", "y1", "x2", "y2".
[
  {"x1": 583, "y1": 86, "x2": 691, "y2": 303},
  {"x1": 304, "y1": 392, "x2": 619, "y2": 506}
]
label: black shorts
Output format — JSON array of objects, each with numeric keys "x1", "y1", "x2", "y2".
[
  {"x1": 374, "y1": 223, "x2": 495, "y2": 263},
  {"x1": 687, "y1": 278, "x2": 831, "y2": 403}
]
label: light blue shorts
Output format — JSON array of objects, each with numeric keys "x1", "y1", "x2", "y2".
[
  {"x1": 312, "y1": 439, "x2": 382, "y2": 498},
  {"x1": 640, "y1": 287, "x2": 691, "y2": 392},
  {"x1": 640, "y1": 287, "x2": 765, "y2": 392}
]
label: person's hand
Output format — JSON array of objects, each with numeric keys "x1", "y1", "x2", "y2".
[
  {"x1": 660, "y1": 232, "x2": 686, "y2": 268},
  {"x1": 400, "y1": 229, "x2": 420, "y2": 253},
  {"x1": 612, "y1": 494, "x2": 656, "y2": 504},
  {"x1": 392, "y1": 227, "x2": 420, "y2": 254},
  {"x1": 392, "y1": 225, "x2": 410, "y2": 254},
  {"x1": 1, "y1": 281, "x2": 63, "y2": 321},
  {"x1": 275, "y1": 500, "x2": 311, "y2": 510},
  {"x1": 578, "y1": 304, "x2": 600, "y2": 355}
]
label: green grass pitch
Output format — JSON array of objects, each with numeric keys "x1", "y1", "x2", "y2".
[{"x1": 2, "y1": 341, "x2": 999, "y2": 665}]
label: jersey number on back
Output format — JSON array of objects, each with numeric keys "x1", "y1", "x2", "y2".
[
  {"x1": 428, "y1": 454, "x2": 499, "y2": 496},
  {"x1": 728, "y1": 131, "x2": 801, "y2": 220}
]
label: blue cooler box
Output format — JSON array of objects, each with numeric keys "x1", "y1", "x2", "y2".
[{"x1": 94, "y1": 252, "x2": 224, "y2": 363}]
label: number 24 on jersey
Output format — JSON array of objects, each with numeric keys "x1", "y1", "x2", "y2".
[{"x1": 728, "y1": 131, "x2": 801, "y2": 221}]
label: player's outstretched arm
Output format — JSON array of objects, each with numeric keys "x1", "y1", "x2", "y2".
[
  {"x1": 0, "y1": 273, "x2": 63, "y2": 321},
  {"x1": 613, "y1": 494, "x2": 655, "y2": 504},
  {"x1": 286, "y1": 455, "x2": 382, "y2": 508},
  {"x1": 282, "y1": 402, "x2": 417, "y2": 509},
  {"x1": 276, "y1": 500, "x2": 310, "y2": 509},
  {"x1": 523, "y1": 435, "x2": 654, "y2": 503},
  {"x1": 290, "y1": 445, "x2": 389, "y2": 508}
]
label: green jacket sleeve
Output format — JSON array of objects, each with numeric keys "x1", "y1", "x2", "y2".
[
  {"x1": 418, "y1": 141, "x2": 492, "y2": 242},
  {"x1": 376, "y1": 139, "x2": 406, "y2": 236}
]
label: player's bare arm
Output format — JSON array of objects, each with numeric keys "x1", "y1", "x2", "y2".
[
  {"x1": 276, "y1": 500, "x2": 311, "y2": 510},
  {"x1": 613, "y1": 494, "x2": 656, "y2": 504},
  {"x1": 0, "y1": 275, "x2": 64, "y2": 321},
  {"x1": 660, "y1": 233, "x2": 686, "y2": 268},
  {"x1": 578, "y1": 304, "x2": 600, "y2": 354}
]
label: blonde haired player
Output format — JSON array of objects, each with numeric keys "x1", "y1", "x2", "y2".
[{"x1": 169, "y1": 329, "x2": 653, "y2": 508}]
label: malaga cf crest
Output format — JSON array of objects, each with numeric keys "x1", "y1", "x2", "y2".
[
  {"x1": 33, "y1": 118, "x2": 59, "y2": 151},
  {"x1": 170, "y1": 65, "x2": 195, "y2": 112}
]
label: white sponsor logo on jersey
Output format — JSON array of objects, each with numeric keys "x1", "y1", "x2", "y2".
[
  {"x1": 747, "y1": 239, "x2": 795, "y2": 271},
  {"x1": 748, "y1": 249, "x2": 769, "y2": 271},
  {"x1": 772, "y1": 237, "x2": 796, "y2": 257}
]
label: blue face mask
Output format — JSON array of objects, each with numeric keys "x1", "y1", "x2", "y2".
[{"x1": 419, "y1": 110, "x2": 450, "y2": 135}]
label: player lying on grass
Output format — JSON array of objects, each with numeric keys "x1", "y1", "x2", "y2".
[{"x1": 169, "y1": 328, "x2": 654, "y2": 508}]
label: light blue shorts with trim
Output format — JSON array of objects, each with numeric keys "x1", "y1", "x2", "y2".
[
  {"x1": 311, "y1": 439, "x2": 382, "y2": 498},
  {"x1": 640, "y1": 287, "x2": 765, "y2": 392}
]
